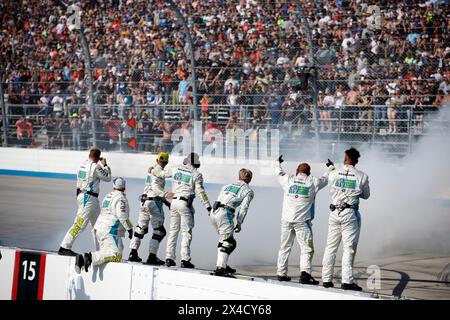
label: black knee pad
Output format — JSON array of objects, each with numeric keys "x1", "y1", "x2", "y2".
[
  {"x1": 152, "y1": 225, "x2": 167, "y2": 242},
  {"x1": 219, "y1": 236, "x2": 237, "y2": 255},
  {"x1": 134, "y1": 232, "x2": 144, "y2": 239},
  {"x1": 137, "y1": 225, "x2": 148, "y2": 234}
]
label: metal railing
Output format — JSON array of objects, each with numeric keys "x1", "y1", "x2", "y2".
[{"x1": 2, "y1": 101, "x2": 448, "y2": 157}]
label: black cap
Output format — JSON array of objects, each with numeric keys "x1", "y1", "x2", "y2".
[{"x1": 345, "y1": 147, "x2": 360, "y2": 162}]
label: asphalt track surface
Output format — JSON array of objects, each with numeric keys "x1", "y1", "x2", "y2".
[{"x1": 0, "y1": 175, "x2": 449, "y2": 300}]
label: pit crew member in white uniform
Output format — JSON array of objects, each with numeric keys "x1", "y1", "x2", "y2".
[
  {"x1": 75, "y1": 177, "x2": 133, "y2": 272},
  {"x1": 59, "y1": 148, "x2": 111, "y2": 256},
  {"x1": 275, "y1": 155, "x2": 331, "y2": 284},
  {"x1": 322, "y1": 147, "x2": 370, "y2": 291},
  {"x1": 210, "y1": 169, "x2": 254, "y2": 277},
  {"x1": 128, "y1": 152, "x2": 174, "y2": 265},
  {"x1": 165, "y1": 152, "x2": 211, "y2": 268}
]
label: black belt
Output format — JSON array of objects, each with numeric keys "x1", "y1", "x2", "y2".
[
  {"x1": 213, "y1": 201, "x2": 235, "y2": 213},
  {"x1": 141, "y1": 195, "x2": 171, "y2": 209},
  {"x1": 173, "y1": 196, "x2": 195, "y2": 207},
  {"x1": 173, "y1": 196, "x2": 189, "y2": 202},
  {"x1": 77, "y1": 188, "x2": 99, "y2": 198},
  {"x1": 330, "y1": 203, "x2": 358, "y2": 213}
]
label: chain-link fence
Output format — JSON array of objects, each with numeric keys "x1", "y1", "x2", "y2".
[{"x1": 1, "y1": 0, "x2": 449, "y2": 158}]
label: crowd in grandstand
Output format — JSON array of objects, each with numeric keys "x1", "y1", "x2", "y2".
[{"x1": 0, "y1": 0, "x2": 448, "y2": 150}]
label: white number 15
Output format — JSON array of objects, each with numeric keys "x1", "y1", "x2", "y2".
[{"x1": 22, "y1": 260, "x2": 36, "y2": 281}]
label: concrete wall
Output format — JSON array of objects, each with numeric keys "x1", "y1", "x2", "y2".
[
  {"x1": 0, "y1": 147, "x2": 324, "y2": 187},
  {"x1": 0, "y1": 247, "x2": 372, "y2": 300}
]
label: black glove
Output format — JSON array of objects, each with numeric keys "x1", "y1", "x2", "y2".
[
  {"x1": 128, "y1": 229, "x2": 133, "y2": 239},
  {"x1": 139, "y1": 194, "x2": 148, "y2": 205},
  {"x1": 206, "y1": 206, "x2": 212, "y2": 215},
  {"x1": 326, "y1": 158, "x2": 334, "y2": 167},
  {"x1": 162, "y1": 198, "x2": 171, "y2": 209},
  {"x1": 213, "y1": 201, "x2": 221, "y2": 211},
  {"x1": 278, "y1": 155, "x2": 284, "y2": 163}
]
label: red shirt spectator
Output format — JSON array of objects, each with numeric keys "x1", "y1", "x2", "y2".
[
  {"x1": 105, "y1": 114, "x2": 121, "y2": 142},
  {"x1": 15, "y1": 117, "x2": 33, "y2": 139}
]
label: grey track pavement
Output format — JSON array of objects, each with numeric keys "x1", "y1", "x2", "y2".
[{"x1": 0, "y1": 175, "x2": 449, "y2": 300}]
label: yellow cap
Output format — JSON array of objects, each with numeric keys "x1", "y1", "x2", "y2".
[{"x1": 157, "y1": 152, "x2": 169, "y2": 163}]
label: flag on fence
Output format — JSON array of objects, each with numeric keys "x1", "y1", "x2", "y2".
[{"x1": 127, "y1": 137, "x2": 137, "y2": 149}]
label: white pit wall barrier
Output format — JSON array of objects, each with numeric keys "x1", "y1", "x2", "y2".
[
  {"x1": 0, "y1": 247, "x2": 374, "y2": 300},
  {"x1": 0, "y1": 147, "x2": 326, "y2": 187}
]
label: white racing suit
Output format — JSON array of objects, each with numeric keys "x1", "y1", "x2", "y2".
[
  {"x1": 210, "y1": 180, "x2": 254, "y2": 269},
  {"x1": 322, "y1": 164, "x2": 370, "y2": 284},
  {"x1": 129, "y1": 164, "x2": 171, "y2": 255},
  {"x1": 165, "y1": 163, "x2": 211, "y2": 262},
  {"x1": 60, "y1": 159, "x2": 111, "y2": 250},
  {"x1": 275, "y1": 161, "x2": 328, "y2": 276},
  {"x1": 92, "y1": 190, "x2": 133, "y2": 266}
]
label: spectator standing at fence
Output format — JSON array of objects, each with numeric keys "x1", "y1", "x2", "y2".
[
  {"x1": 146, "y1": 88, "x2": 155, "y2": 118},
  {"x1": 105, "y1": 112, "x2": 121, "y2": 150},
  {"x1": 59, "y1": 116, "x2": 71, "y2": 149},
  {"x1": 372, "y1": 86, "x2": 387, "y2": 133},
  {"x1": 323, "y1": 88, "x2": 335, "y2": 132},
  {"x1": 15, "y1": 116, "x2": 33, "y2": 145},
  {"x1": 71, "y1": 113, "x2": 81, "y2": 151},
  {"x1": 266, "y1": 94, "x2": 282, "y2": 129},
  {"x1": 227, "y1": 87, "x2": 239, "y2": 118},
  {"x1": 137, "y1": 113, "x2": 151, "y2": 152},
  {"x1": 80, "y1": 113, "x2": 91, "y2": 150},
  {"x1": 38, "y1": 95, "x2": 51, "y2": 119},
  {"x1": 178, "y1": 75, "x2": 190, "y2": 112},
  {"x1": 201, "y1": 94, "x2": 210, "y2": 119},
  {"x1": 281, "y1": 95, "x2": 296, "y2": 136},
  {"x1": 153, "y1": 88, "x2": 164, "y2": 120},
  {"x1": 334, "y1": 87, "x2": 345, "y2": 130},
  {"x1": 345, "y1": 86, "x2": 359, "y2": 133},
  {"x1": 44, "y1": 117, "x2": 56, "y2": 149},
  {"x1": 51, "y1": 90, "x2": 64, "y2": 117},
  {"x1": 358, "y1": 94, "x2": 373, "y2": 134},
  {"x1": 161, "y1": 122, "x2": 174, "y2": 152},
  {"x1": 204, "y1": 114, "x2": 222, "y2": 145},
  {"x1": 386, "y1": 89, "x2": 403, "y2": 134},
  {"x1": 413, "y1": 95, "x2": 425, "y2": 134}
]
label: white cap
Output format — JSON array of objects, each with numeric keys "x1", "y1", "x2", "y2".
[{"x1": 113, "y1": 177, "x2": 126, "y2": 190}]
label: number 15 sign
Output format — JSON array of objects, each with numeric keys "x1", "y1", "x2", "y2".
[{"x1": 11, "y1": 251, "x2": 47, "y2": 300}]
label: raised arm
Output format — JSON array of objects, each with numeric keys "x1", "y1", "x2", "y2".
[
  {"x1": 275, "y1": 155, "x2": 289, "y2": 187},
  {"x1": 95, "y1": 160, "x2": 112, "y2": 182},
  {"x1": 316, "y1": 158, "x2": 335, "y2": 191}
]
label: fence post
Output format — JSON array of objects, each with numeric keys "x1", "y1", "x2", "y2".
[
  {"x1": 407, "y1": 106, "x2": 413, "y2": 154},
  {"x1": 79, "y1": 29, "x2": 97, "y2": 148},
  {"x1": 166, "y1": 0, "x2": 198, "y2": 121},
  {"x1": 0, "y1": 66, "x2": 8, "y2": 147},
  {"x1": 337, "y1": 107, "x2": 342, "y2": 149},
  {"x1": 55, "y1": 1, "x2": 96, "y2": 148},
  {"x1": 295, "y1": 1, "x2": 321, "y2": 160},
  {"x1": 371, "y1": 106, "x2": 376, "y2": 145}
]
